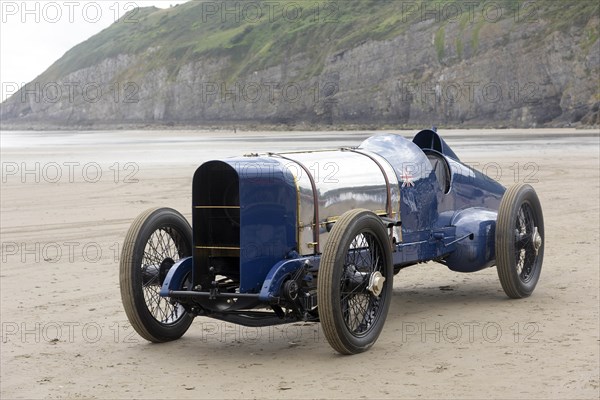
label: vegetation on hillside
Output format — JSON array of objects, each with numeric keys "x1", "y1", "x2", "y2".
[{"x1": 41, "y1": 0, "x2": 599, "y2": 83}]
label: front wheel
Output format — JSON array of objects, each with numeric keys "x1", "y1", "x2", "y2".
[
  {"x1": 496, "y1": 184, "x2": 544, "y2": 299},
  {"x1": 318, "y1": 209, "x2": 393, "y2": 354},
  {"x1": 120, "y1": 207, "x2": 194, "y2": 342}
]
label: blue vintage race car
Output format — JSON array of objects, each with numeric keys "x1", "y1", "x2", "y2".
[{"x1": 120, "y1": 129, "x2": 544, "y2": 354}]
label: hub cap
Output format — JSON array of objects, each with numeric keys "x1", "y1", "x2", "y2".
[{"x1": 367, "y1": 271, "x2": 386, "y2": 297}]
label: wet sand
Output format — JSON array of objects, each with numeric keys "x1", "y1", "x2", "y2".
[{"x1": 1, "y1": 129, "x2": 599, "y2": 399}]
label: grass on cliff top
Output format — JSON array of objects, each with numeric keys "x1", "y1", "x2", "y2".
[{"x1": 40, "y1": 0, "x2": 600, "y2": 83}]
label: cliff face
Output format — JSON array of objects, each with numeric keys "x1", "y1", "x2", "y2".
[{"x1": 2, "y1": 1, "x2": 599, "y2": 128}]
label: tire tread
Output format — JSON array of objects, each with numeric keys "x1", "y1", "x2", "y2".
[{"x1": 496, "y1": 184, "x2": 543, "y2": 299}]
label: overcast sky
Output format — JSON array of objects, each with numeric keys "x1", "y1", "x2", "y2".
[{"x1": 0, "y1": 0, "x2": 190, "y2": 102}]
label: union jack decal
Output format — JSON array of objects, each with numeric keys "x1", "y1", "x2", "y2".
[{"x1": 401, "y1": 170, "x2": 415, "y2": 188}]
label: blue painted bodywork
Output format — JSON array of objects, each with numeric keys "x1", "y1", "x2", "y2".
[
  {"x1": 360, "y1": 131, "x2": 504, "y2": 270},
  {"x1": 235, "y1": 157, "x2": 297, "y2": 293},
  {"x1": 164, "y1": 130, "x2": 507, "y2": 316},
  {"x1": 444, "y1": 208, "x2": 498, "y2": 272},
  {"x1": 160, "y1": 257, "x2": 192, "y2": 297},
  {"x1": 192, "y1": 158, "x2": 297, "y2": 296},
  {"x1": 258, "y1": 256, "x2": 314, "y2": 302}
]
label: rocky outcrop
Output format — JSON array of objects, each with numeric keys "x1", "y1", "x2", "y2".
[{"x1": 2, "y1": 3, "x2": 598, "y2": 128}]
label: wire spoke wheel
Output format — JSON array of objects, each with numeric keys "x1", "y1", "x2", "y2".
[
  {"x1": 140, "y1": 227, "x2": 189, "y2": 324},
  {"x1": 120, "y1": 208, "x2": 194, "y2": 342},
  {"x1": 496, "y1": 184, "x2": 544, "y2": 299},
  {"x1": 340, "y1": 233, "x2": 385, "y2": 336},
  {"x1": 318, "y1": 209, "x2": 393, "y2": 354}
]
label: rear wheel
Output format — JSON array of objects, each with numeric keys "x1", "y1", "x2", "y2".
[
  {"x1": 318, "y1": 209, "x2": 393, "y2": 354},
  {"x1": 496, "y1": 184, "x2": 544, "y2": 298},
  {"x1": 120, "y1": 207, "x2": 194, "y2": 342}
]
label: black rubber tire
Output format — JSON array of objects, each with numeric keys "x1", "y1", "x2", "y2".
[
  {"x1": 120, "y1": 207, "x2": 194, "y2": 342},
  {"x1": 318, "y1": 209, "x2": 393, "y2": 354},
  {"x1": 496, "y1": 184, "x2": 544, "y2": 299}
]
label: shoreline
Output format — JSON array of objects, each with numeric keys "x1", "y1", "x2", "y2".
[{"x1": 1, "y1": 120, "x2": 599, "y2": 133}]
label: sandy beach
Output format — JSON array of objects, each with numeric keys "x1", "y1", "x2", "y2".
[{"x1": 1, "y1": 129, "x2": 599, "y2": 399}]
